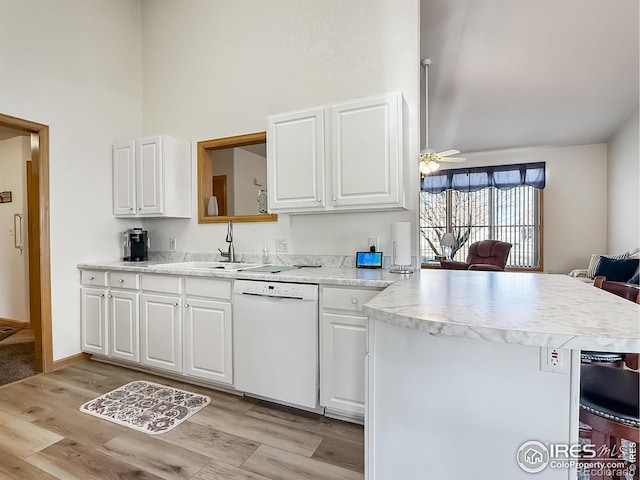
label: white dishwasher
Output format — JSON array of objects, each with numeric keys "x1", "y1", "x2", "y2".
[{"x1": 233, "y1": 280, "x2": 319, "y2": 409}]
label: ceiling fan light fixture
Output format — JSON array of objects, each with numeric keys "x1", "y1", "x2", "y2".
[{"x1": 419, "y1": 155, "x2": 440, "y2": 175}]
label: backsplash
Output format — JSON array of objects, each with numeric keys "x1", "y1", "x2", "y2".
[
  {"x1": 149, "y1": 250, "x2": 357, "y2": 268},
  {"x1": 148, "y1": 251, "x2": 418, "y2": 269}
]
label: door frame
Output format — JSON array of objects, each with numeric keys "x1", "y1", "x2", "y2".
[{"x1": 0, "y1": 113, "x2": 52, "y2": 373}]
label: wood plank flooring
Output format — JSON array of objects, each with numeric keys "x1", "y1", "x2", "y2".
[
  {"x1": 0, "y1": 360, "x2": 364, "y2": 480},
  {"x1": 0, "y1": 327, "x2": 34, "y2": 345}
]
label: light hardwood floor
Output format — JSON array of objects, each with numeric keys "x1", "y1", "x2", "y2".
[
  {"x1": 0, "y1": 327, "x2": 34, "y2": 345},
  {"x1": 0, "y1": 360, "x2": 364, "y2": 480}
]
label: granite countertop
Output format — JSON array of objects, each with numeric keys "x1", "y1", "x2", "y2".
[
  {"x1": 77, "y1": 260, "x2": 397, "y2": 288},
  {"x1": 361, "y1": 269, "x2": 640, "y2": 353}
]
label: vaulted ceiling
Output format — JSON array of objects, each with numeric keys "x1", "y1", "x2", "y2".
[{"x1": 420, "y1": 0, "x2": 639, "y2": 153}]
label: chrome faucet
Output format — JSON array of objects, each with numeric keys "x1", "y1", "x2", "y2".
[{"x1": 218, "y1": 220, "x2": 235, "y2": 262}]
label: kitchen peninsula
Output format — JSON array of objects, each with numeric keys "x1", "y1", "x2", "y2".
[
  {"x1": 78, "y1": 261, "x2": 639, "y2": 480},
  {"x1": 362, "y1": 269, "x2": 639, "y2": 480}
]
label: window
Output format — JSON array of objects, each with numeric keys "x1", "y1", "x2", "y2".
[{"x1": 419, "y1": 163, "x2": 544, "y2": 269}]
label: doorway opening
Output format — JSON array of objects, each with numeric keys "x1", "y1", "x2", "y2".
[{"x1": 0, "y1": 113, "x2": 52, "y2": 373}]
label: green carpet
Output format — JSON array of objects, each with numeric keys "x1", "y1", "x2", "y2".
[{"x1": 0, "y1": 342, "x2": 37, "y2": 386}]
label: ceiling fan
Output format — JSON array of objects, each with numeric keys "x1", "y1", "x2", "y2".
[
  {"x1": 419, "y1": 59, "x2": 467, "y2": 175},
  {"x1": 419, "y1": 148, "x2": 466, "y2": 175}
]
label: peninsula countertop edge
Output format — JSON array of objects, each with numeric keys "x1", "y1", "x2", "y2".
[{"x1": 361, "y1": 269, "x2": 640, "y2": 353}]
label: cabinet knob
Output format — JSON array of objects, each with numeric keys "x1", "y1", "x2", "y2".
[
  {"x1": 316, "y1": 198, "x2": 322, "y2": 202},
  {"x1": 129, "y1": 207, "x2": 133, "y2": 211},
  {"x1": 351, "y1": 298, "x2": 358, "y2": 304},
  {"x1": 119, "y1": 279, "x2": 124, "y2": 283},
  {"x1": 333, "y1": 197, "x2": 337, "y2": 202},
  {"x1": 100, "y1": 293, "x2": 105, "y2": 297},
  {"x1": 108, "y1": 294, "x2": 113, "y2": 298},
  {"x1": 137, "y1": 207, "x2": 141, "y2": 210},
  {"x1": 173, "y1": 302, "x2": 179, "y2": 306},
  {"x1": 88, "y1": 276, "x2": 95, "y2": 280},
  {"x1": 184, "y1": 303, "x2": 190, "y2": 308}
]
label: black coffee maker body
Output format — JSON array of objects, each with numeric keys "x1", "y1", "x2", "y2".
[{"x1": 123, "y1": 228, "x2": 149, "y2": 261}]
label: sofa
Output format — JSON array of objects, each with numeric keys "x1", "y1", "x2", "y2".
[{"x1": 569, "y1": 247, "x2": 639, "y2": 284}]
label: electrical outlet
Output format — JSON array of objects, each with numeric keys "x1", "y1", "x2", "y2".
[
  {"x1": 368, "y1": 238, "x2": 379, "y2": 251},
  {"x1": 540, "y1": 347, "x2": 569, "y2": 374},
  {"x1": 276, "y1": 238, "x2": 288, "y2": 253},
  {"x1": 169, "y1": 238, "x2": 177, "y2": 250}
]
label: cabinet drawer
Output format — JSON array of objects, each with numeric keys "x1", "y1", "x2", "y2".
[
  {"x1": 81, "y1": 270, "x2": 108, "y2": 287},
  {"x1": 141, "y1": 274, "x2": 182, "y2": 294},
  {"x1": 321, "y1": 286, "x2": 381, "y2": 313},
  {"x1": 110, "y1": 272, "x2": 140, "y2": 290},
  {"x1": 185, "y1": 277, "x2": 231, "y2": 300}
]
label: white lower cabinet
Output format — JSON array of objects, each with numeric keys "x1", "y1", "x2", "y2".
[
  {"x1": 137, "y1": 275, "x2": 232, "y2": 383},
  {"x1": 320, "y1": 286, "x2": 382, "y2": 418},
  {"x1": 182, "y1": 277, "x2": 233, "y2": 384},
  {"x1": 109, "y1": 290, "x2": 140, "y2": 362},
  {"x1": 82, "y1": 272, "x2": 234, "y2": 385},
  {"x1": 81, "y1": 287, "x2": 108, "y2": 355},
  {"x1": 140, "y1": 293, "x2": 183, "y2": 373},
  {"x1": 183, "y1": 298, "x2": 232, "y2": 384},
  {"x1": 81, "y1": 271, "x2": 140, "y2": 360}
]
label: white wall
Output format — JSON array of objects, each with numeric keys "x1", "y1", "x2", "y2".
[
  {"x1": 0, "y1": 135, "x2": 30, "y2": 323},
  {"x1": 440, "y1": 144, "x2": 608, "y2": 274},
  {"x1": 233, "y1": 148, "x2": 266, "y2": 216},
  {"x1": 211, "y1": 148, "x2": 234, "y2": 215},
  {"x1": 140, "y1": 0, "x2": 420, "y2": 259},
  {"x1": 607, "y1": 109, "x2": 639, "y2": 253},
  {"x1": 0, "y1": 0, "x2": 143, "y2": 360}
]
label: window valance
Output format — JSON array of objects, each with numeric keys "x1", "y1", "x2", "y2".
[{"x1": 420, "y1": 162, "x2": 546, "y2": 194}]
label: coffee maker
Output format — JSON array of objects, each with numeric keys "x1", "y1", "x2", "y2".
[{"x1": 123, "y1": 228, "x2": 149, "y2": 261}]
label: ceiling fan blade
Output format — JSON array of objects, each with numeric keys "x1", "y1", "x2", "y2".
[
  {"x1": 436, "y1": 149, "x2": 460, "y2": 158},
  {"x1": 440, "y1": 157, "x2": 466, "y2": 163}
]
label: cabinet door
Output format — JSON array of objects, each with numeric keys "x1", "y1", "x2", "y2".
[
  {"x1": 109, "y1": 291, "x2": 140, "y2": 363},
  {"x1": 81, "y1": 287, "x2": 108, "y2": 355},
  {"x1": 267, "y1": 107, "x2": 325, "y2": 211},
  {"x1": 183, "y1": 298, "x2": 232, "y2": 384},
  {"x1": 320, "y1": 312, "x2": 368, "y2": 415},
  {"x1": 330, "y1": 92, "x2": 402, "y2": 208},
  {"x1": 136, "y1": 136, "x2": 164, "y2": 216},
  {"x1": 113, "y1": 141, "x2": 136, "y2": 216},
  {"x1": 140, "y1": 293, "x2": 182, "y2": 372}
]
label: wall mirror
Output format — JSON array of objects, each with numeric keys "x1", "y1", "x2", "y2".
[{"x1": 197, "y1": 131, "x2": 277, "y2": 223}]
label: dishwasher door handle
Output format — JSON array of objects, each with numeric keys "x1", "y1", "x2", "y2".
[{"x1": 239, "y1": 292, "x2": 304, "y2": 301}]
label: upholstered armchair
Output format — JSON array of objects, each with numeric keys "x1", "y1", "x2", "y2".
[{"x1": 440, "y1": 240, "x2": 513, "y2": 272}]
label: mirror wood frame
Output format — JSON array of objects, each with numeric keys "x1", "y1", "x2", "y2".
[{"x1": 197, "y1": 131, "x2": 277, "y2": 224}]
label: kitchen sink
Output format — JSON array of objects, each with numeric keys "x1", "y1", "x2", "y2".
[{"x1": 154, "y1": 261, "x2": 266, "y2": 271}]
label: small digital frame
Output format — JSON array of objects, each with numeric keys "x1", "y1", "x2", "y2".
[{"x1": 356, "y1": 251, "x2": 383, "y2": 269}]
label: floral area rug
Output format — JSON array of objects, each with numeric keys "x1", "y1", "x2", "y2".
[{"x1": 79, "y1": 380, "x2": 210, "y2": 435}]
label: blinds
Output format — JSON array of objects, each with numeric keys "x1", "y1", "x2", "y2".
[{"x1": 421, "y1": 162, "x2": 546, "y2": 194}]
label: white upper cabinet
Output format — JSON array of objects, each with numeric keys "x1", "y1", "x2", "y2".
[
  {"x1": 267, "y1": 108, "x2": 325, "y2": 211},
  {"x1": 331, "y1": 93, "x2": 401, "y2": 208},
  {"x1": 113, "y1": 135, "x2": 191, "y2": 218},
  {"x1": 112, "y1": 141, "x2": 136, "y2": 216},
  {"x1": 267, "y1": 92, "x2": 407, "y2": 214},
  {"x1": 136, "y1": 136, "x2": 163, "y2": 216}
]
